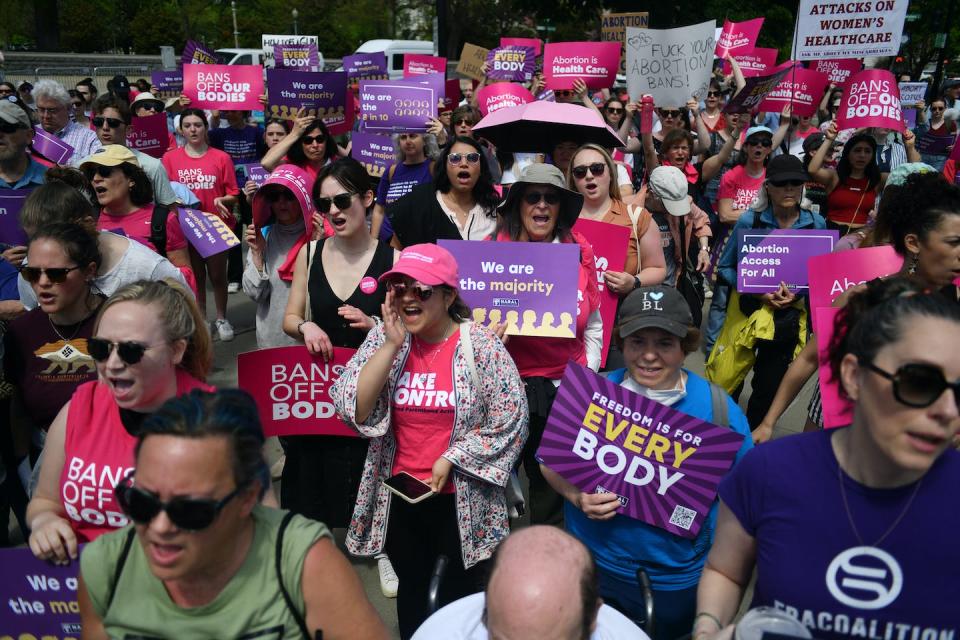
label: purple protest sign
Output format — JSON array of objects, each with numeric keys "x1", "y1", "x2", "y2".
[
  {"x1": 736, "y1": 228, "x2": 838, "y2": 293},
  {"x1": 0, "y1": 546, "x2": 82, "y2": 637},
  {"x1": 239, "y1": 163, "x2": 270, "y2": 187},
  {"x1": 438, "y1": 239, "x2": 579, "y2": 338},
  {"x1": 266, "y1": 69, "x2": 350, "y2": 134},
  {"x1": 151, "y1": 70, "x2": 183, "y2": 95},
  {"x1": 486, "y1": 46, "x2": 536, "y2": 82},
  {"x1": 274, "y1": 43, "x2": 321, "y2": 70},
  {"x1": 177, "y1": 207, "x2": 241, "y2": 258},
  {"x1": 359, "y1": 79, "x2": 436, "y2": 133},
  {"x1": 723, "y1": 65, "x2": 793, "y2": 114},
  {"x1": 0, "y1": 189, "x2": 32, "y2": 245},
  {"x1": 915, "y1": 132, "x2": 955, "y2": 156},
  {"x1": 350, "y1": 131, "x2": 396, "y2": 178},
  {"x1": 343, "y1": 52, "x2": 389, "y2": 82},
  {"x1": 182, "y1": 39, "x2": 217, "y2": 66},
  {"x1": 126, "y1": 113, "x2": 168, "y2": 159},
  {"x1": 537, "y1": 362, "x2": 746, "y2": 538},
  {"x1": 32, "y1": 127, "x2": 74, "y2": 164}
]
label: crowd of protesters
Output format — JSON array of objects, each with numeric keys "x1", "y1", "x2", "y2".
[{"x1": 0, "y1": 38, "x2": 957, "y2": 640}]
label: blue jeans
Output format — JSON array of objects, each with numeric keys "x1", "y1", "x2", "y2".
[
  {"x1": 704, "y1": 283, "x2": 730, "y2": 355},
  {"x1": 598, "y1": 568, "x2": 698, "y2": 640}
]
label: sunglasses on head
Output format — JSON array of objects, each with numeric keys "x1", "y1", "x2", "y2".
[
  {"x1": 301, "y1": 134, "x2": 326, "y2": 145},
  {"x1": 19, "y1": 265, "x2": 81, "y2": 284},
  {"x1": 87, "y1": 338, "x2": 160, "y2": 365},
  {"x1": 769, "y1": 179, "x2": 805, "y2": 188},
  {"x1": 92, "y1": 116, "x2": 123, "y2": 129},
  {"x1": 746, "y1": 138, "x2": 773, "y2": 147},
  {"x1": 572, "y1": 162, "x2": 606, "y2": 179},
  {"x1": 388, "y1": 280, "x2": 435, "y2": 301},
  {"x1": 447, "y1": 152, "x2": 481, "y2": 165},
  {"x1": 115, "y1": 474, "x2": 247, "y2": 531},
  {"x1": 863, "y1": 361, "x2": 960, "y2": 412},
  {"x1": 523, "y1": 190, "x2": 561, "y2": 206},
  {"x1": 315, "y1": 192, "x2": 356, "y2": 214},
  {"x1": 85, "y1": 165, "x2": 118, "y2": 180}
]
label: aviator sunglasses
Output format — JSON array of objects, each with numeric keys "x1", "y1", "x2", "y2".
[
  {"x1": 863, "y1": 361, "x2": 960, "y2": 412},
  {"x1": 115, "y1": 474, "x2": 247, "y2": 530},
  {"x1": 87, "y1": 338, "x2": 163, "y2": 366},
  {"x1": 92, "y1": 116, "x2": 123, "y2": 129},
  {"x1": 19, "y1": 265, "x2": 81, "y2": 284},
  {"x1": 572, "y1": 163, "x2": 606, "y2": 180}
]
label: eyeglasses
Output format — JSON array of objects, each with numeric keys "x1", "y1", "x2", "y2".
[
  {"x1": 707, "y1": 91, "x2": 722, "y2": 98},
  {"x1": 746, "y1": 138, "x2": 773, "y2": 147},
  {"x1": 301, "y1": 134, "x2": 326, "y2": 145},
  {"x1": 87, "y1": 338, "x2": 162, "y2": 365},
  {"x1": 92, "y1": 116, "x2": 123, "y2": 129},
  {"x1": 84, "y1": 165, "x2": 118, "y2": 180},
  {"x1": 36, "y1": 106, "x2": 65, "y2": 115},
  {"x1": 447, "y1": 152, "x2": 481, "y2": 165},
  {"x1": 863, "y1": 361, "x2": 960, "y2": 412},
  {"x1": 0, "y1": 121, "x2": 25, "y2": 134},
  {"x1": 115, "y1": 474, "x2": 247, "y2": 531},
  {"x1": 19, "y1": 265, "x2": 81, "y2": 284},
  {"x1": 315, "y1": 192, "x2": 356, "y2": 213},
  {"x1": 769, "y1": 179, "x2": 805, "y2": 188},
  {"x1": 572, "y1": 162, "x2": 606, "y2": 180},
  {"x1": 0, "y1": 88, "x2": 13, "y2": 96},
  {"x1": 388, "y1": 280, "x2": 435, "y2": 301},
  {"x1": 522, "y1": 190, "x2": 561, "y2": 206},
  {"x1": 606, "y1": 107, "x2": 624, "y2": 114},
  {"x1": 659, "y1": 110, "x2": 682, "y2": 118}
]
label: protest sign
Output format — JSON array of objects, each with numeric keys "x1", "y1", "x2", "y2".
[
  {"x1": 274, "y1": 43, "x2": 321, "y2": 70},
  {"x1": 792, "y1": 0, "x2": 908, "y2": 61},
  {"x1": 238, "y1": 346, "x2": 358, "y2": 438},
  {"x1": 758, "y1": 65, "x2": 830, "y2": 118},
  {"x1": 438, "y1": 240, "x2": 579, "y2": 338},
  {"x1": 836, "y1": 69, "x2": 904, "y2": 131},
  {"x1": 32, "y1": 127, "x2": 74, "y2": 164},
  {"x1": 538, "y1": 362, "x2": 746, "y2": 538},
  {"x1": 0, "y1": 189, "x2": 32, "y2": 245},
  {"x1": 723, "y1": 65, "x2": 794, "y2": 114},
  {"x1": 344, "y1": 52, "x2": 389, "y2": 82},
  {"x1": 443, "y1": 78, "x2": 461, "y2": 112},
  {"x1": 723, "y1": 47, "x2": 778, "y2": 77},
  {"x1": 914, "y1": 132, "x2": 955, "y2": 156},
  {"x1": 735, "y1": 228, "x2": 838, "y2": 293},
  {"x1": 238, "y1": 163, "x2": 269, "y2": 187},
  {"x1": 486, "y1": 46, "x2": 537, "y2": 83},
  {"x1": 457, "y1": 43, "x2": 490, "y2": 81},
  {"x1": 403, "y1": 54, "x2": 446, "y2": 78},
  {"x1": 600, "y1": 12, "x2": 650, "y2": 76},
  {"x1": 266, "y1": 69, "x2": 350, "y2": 133},
  {"x1": 501, "y1": 37, "x2": 543, "y2": 57},
  {"x1": 572, "y1": 219, "x2": 629, "y2": 367},
  {"x1": 126, "y1": 114, "x2": 168, "y2": 159},
  {"x1": 359, "y1": 79, "x2": 436, "y2": 133},
  {"x1": 715, "y1": 18, "x2": 764, "y2": 58},
  {"x1": 811, "y1": 59, "x2": 861, "y2": 87},
  {"x1": 183, "y1": 64, "x2": 264, "y2": 111},
  {"x1": 182, "y1": 39, "x2": 217, "y2": 66},
  {"x1": 807, "y1": 245, "x2": 902, "y2": 311},
  {"x1": 0, "y1": 547, "x2": 82, "y2": 638},
  {"x1": 262, "y1": 34, "x2": 320, "y2": 69},
  {"x1": 474, "y1": 83, "x2": 535, "y2": 116},
  {"x1": 150, "y1": 70, "x2": 183, "y2": 96},
  {"x1": 543, "y1": 42, "x2": 620, "y2": 91},
  {"x1": 177, "y1": 207, "x2": 241, "y2": 258},
  {"x1": 626, "y1": 20, "x2": 717, "y2": 106},
  {"x1": 350, "y1": 131, "x2": 396, "y2": 178},
  {"x1": 898, "y1": 82, "x2": 927, "y2": 106}
]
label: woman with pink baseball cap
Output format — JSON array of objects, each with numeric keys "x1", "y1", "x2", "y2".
[{"x1": 331, "y1": 242, "x2": 528, "y2": 639}]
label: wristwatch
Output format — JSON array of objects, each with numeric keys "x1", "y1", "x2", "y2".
[
  {"x1": 297, "y1": 320, "x2": 309, "y2": 335},
  {"x1": 634, "y1": 276, "x2": 642, "y2": 290}
]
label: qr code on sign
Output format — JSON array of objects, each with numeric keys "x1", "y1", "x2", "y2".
[{"x1": 669, "y1": 505, "x2": 697, "y2": 530}]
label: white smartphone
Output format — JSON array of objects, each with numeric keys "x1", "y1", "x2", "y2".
[{"x1": 382, "y1": 472, "x2": 435, "y2": 504}]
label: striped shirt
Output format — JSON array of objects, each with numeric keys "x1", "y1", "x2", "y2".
[{"x1": 52, "y1": 121, "x2": 102, "y2": 167}]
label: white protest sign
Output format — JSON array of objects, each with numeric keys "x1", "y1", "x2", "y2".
[
  {"x1": 626, "y1": 20, "x2": 716, "y2": 106},
  {"x1": 262, "y1": 35, "x2": 321, "y2": 69},
  {"x1": 897, "y1": 82, "x2": 927, "y2": 106},
  {"x1": 791, "y1": 0, "x2": 908, "y2": 61}
]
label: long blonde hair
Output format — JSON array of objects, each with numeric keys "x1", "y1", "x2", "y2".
[
  {"x1": 95, "y1": 280, "x2": 212, "y2": 381},
  {"x1": 567, "y1": 143, "x2": 621, "y2": 202}
]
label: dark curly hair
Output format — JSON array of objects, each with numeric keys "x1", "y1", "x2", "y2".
[
  {"x1": 286, "y1": 118, "x2": 338, "y2": 166},
  {"x1": 432, "y1": 136, "x2": 499, "y2": 216},
  {"x1": 880, "y1": 172, "x2": 960, "y2": 256},
  {"x1": 836, "y1": 134, "x2": 881, "y2": 191}
]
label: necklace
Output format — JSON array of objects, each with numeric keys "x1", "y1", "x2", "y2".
[
  {"x1": 836, "y1": 450, "x2": 922, "y2": 548},
  {"x1": 48, "y1": 314, "x2": 84, "y2": 342},
  {"x1": 413, "y1": 322, "x2": 456, "y2": 372}
]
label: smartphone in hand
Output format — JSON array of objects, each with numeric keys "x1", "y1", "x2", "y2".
[{"x1": 382, "y1": 472, "x2": 435, "y2": 504}]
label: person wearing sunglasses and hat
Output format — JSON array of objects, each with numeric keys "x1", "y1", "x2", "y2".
[
  {"x1": 493, "y1": 163, "x2": 602, "y2": 526},
  {"x1": 26, "y1": 279, "x2": 214, "y2": 564},
  {"x1": 696, "y1": 278, "x2": 960, "y2": 639},
  {"x1": 331, "y1": 243, "x2": 527, "y2": 639},
  {"x1": 0, "y1": 98, "x2": 46, "y2": 192},
  {"x1": 130, "y1": 92, "x2": 177, "y2": 153},
  {"x1": 542, "y1": 285, "x2": 752, "y2": 639},
  {"x1": 76, "y1": 389, "x2": 389, "y2": 639}
]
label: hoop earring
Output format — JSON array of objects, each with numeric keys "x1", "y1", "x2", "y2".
[{"x1": 908, "y1": 252, "x2": 919, "y2": 275}]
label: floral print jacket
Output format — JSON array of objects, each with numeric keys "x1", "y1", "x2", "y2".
[{"x1": 330, "y1": 320, "x2": 529, "y2": 568}]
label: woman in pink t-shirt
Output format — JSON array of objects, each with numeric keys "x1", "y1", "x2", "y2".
[
  {"x1": 26, "y1": 280, "x2": 214, "y2": 563},
  {"x1": 716, "y1": 126, "x2": 777, "y2": 225},
  {"x1": 162, "y1": 109, "x2": 239, "y2": 341}
]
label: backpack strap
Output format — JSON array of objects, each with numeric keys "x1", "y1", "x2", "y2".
[
  {"x1": 150, "y1": 204, "x2": 169, "y2": 257},
  {"x1": 276, "y1": 510, "x2": 312, "y2": 640},
  {"x1": 708, "y1": 382, "x2": 729, "y2": 428},
  {"x1": 458, "y1": 321, "x2": 481, "y2": 390},
  {"x1": 104, "y1": 527, "x2": 137, "y2": 612},
  {"x1": 303, "y1": 240, "x2": 318, "y2": 323},
  {"x1": 626, "y1": 204, "x2": 651, "y2": 273}
]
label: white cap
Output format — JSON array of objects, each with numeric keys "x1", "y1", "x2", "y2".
[{"x1": 648, "y1": 166, "x2": 691, "y2": 217}]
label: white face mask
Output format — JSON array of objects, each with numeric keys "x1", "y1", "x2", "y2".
[{"x1": 622, "y1": 373, "x2": 688, "y2": 406}]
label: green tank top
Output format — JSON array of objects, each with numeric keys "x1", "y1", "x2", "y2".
[{"x1": 81, "y1": 505, "x2": 331, "y2": 639}]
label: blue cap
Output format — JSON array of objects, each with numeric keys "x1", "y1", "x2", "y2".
[{"x1": 745, "y1": 126, "x2": 773, "y2": 140}]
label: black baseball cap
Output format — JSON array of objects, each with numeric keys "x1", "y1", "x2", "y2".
[
  {"x1": 618, "y1": 286, "x2": 692, "y2": 339},
  {"x1": 765, "y1": 154, "x2": 809, "y2": 183}
]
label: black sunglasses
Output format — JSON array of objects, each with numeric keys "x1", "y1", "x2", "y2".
[
  {"x1": 315, "y1": 192, "x2": 356, "y2": 214},
  {"x1": 746, "y1": 138, "x2": 773, "y2": 147},
  {"x1": 707, "y1": 91, "x2": 722, "y2": 98},
  {"x1": 572, "y1": 162, "x2": 606, "y2": 180},
  {"x1": 0, "y1": 120, "x2": 25, "y2": 134},
  {"x1": 92, "y1": 116, "x2": 123, "y2": 129},
  {"x1": 115, "y1": 474, "x2": 247, "y2": 531},
  {"x1": 19, "y1": 265, "x2": 81, "y2": 284},
  {"x1": 87, "y1": 337, "x2": 160, "y2": 365},
  {"x1": 606, "y1": 107, "x2": 624, "y2": 114},
  {"x1": 447, "y1": 152, "x2": 481, "y2": 165},
  {"x1": 85, "y1": 165, "x2": 118, "y2": 180},
  {"x1": 864, "y1": 361, "x2": 960, "y2": 412},
  {"x1": 523, "y1": 190, "x2": 561, "y2": 206},
  {"x1": 301, "y1": 134, "x2": 326, "y2": 145},
  {"x1": 137, "y1": 103, "x2": 161, "y2": 112},
  {"x1": 265, "y1": 189, "x2": 297, "y2": 203},
  {"x1": 769, "y1": 179, "x2": 805, "y2": 188},
  {"x1": 659, "y1": 110, "x2": 682, "y2": 118},
  {"x1": 388, "y1": 281, "x2": 435, "y2": 301}
]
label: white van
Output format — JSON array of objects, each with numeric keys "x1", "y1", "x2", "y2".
[
  {"x1": 215, "y1": 48, "x2": 267, "y2": 66},
  {"x1": 354, "y1": 40, "x2": 434, "y2": 79}
]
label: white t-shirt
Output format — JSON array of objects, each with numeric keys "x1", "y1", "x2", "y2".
[{"x1": 435, "y1": 192, "x2": 497, "y2": 241}]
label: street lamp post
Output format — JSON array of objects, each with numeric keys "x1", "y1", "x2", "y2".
[
  {"x1": 292, "y1": 8, "x2": 299, "y2": 36},
  {"x1": 231, "y1": 1, "x2": 239, "y2": 48}
]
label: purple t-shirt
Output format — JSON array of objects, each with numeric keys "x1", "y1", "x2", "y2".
[
  {"x1": 376, "y1": 160, "x2": 432, "y2": 242},
  {"x1": 720, "y1": 430, "x2": 960, "y2": 638}
]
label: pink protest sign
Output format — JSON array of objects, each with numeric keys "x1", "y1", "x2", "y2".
[
  {"x1": 573, "y1": 218, "x2": 630, "y2": 367},
  {"x1": 443, "y1": 78, "x2": 461, "y2": 112},
  {"x1": 32, "y1": 127, "x2": 73, "y2": 164},
  {"x1": 501, "y1": 37, "x2": 543, "y2": 57},
  {"x1": 715, "y1": 18, "x2": 764, "y2": 58},
  {"x1": 836, "y1": 69, "x2": 904, "y2": 132},
  {"x1": 475, "y1": 83, "x2": 535, "y2": 116},
  {"x1": 238, "y1": 346, "x2": 359, "y2": 438},
  {"x1": 182, "y1": 63, "x2": 264, "y2": 111},
  {"x1": 543, "y1": 42, "x2": 620, "y2": 90},
  {"x1": 814, "y1": 307, "x2": 852, "y2": 428},
  {"x1": 126, "y1": 113, "x2": 168, "y2": 159},
  {"x1": 758, "y1": 65, "x2": 829, "y2": 118},
  {"x1": 811, "y1": 59, "x2": 861, "y2": 87},
  {"x1": 403, "y1": 54, "x2": 447, "y2": 78},
  {"x1": 723, "y1": 47, "x2": 778, "y2": 77},
  {"x1": 177, "y1": 207, "x2": 241, "y2": 258}
]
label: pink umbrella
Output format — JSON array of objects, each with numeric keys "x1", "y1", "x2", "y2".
[{"x1": 472, "y1": 101, "x2": 625, "y2": 153}]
